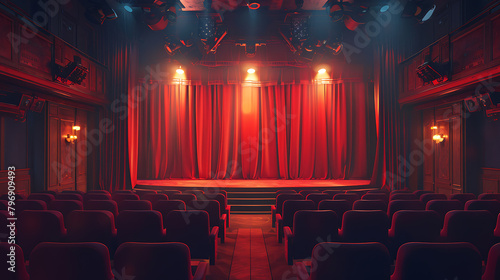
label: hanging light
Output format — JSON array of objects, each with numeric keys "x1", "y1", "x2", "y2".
[
  {"x1": 247, "y1": 68, "x2": 256, "y2": 74},
  {"x1": 318, "y1": 68, "x2": 326, "y2": 74},
  {"x1": 176, "y1": 67, "x2": 184, "y2": 74}
]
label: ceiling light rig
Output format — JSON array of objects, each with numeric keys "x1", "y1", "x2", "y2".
[
  {"x1": 402, "y1": 0, "x2": 436, "y2": 23},
  {"x1": 322, "y1": 0, "x2": 372, "y2": 31},
  {"x1": 197, "y1": 13, "x2": 227, "y2": 54},
  {"x1": 85, "y1": 0, "x2": 118, "y2": 25}
]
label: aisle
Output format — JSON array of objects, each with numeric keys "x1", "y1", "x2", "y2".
[{"x1": 229, "y1": 228, "x2": 273, "y2": 280}]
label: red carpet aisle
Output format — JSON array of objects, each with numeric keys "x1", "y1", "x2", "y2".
[{"x1": 229, "y1": 228, "x2": 273, "y2": 280}]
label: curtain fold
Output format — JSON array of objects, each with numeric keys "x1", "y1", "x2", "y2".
[{"x1": 134, "y1": 80, "x2": 374, "y2": 180}]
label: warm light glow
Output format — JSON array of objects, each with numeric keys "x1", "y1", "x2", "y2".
[
  {"x1": 318, "y1": 68, "x2": 327, "y2": 74},
  {"x1": 73, "y1": 125, "x2": 81, "y2": 131},
  {"x1": 247, "y1": 68, "x2": 256, "y2": 74},
  {"x1": 433, "y1": 134, "x2": 445, "y2": 143},
  {"x1": 176, "y1": 68, "x2": 184, "y2": 75},
  {"x1": 430, "y1": 126, "x2": 437, "y2": 130}
]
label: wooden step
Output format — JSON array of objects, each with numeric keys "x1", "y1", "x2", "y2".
[
  {"x1": 231, "y1": 204, "x2": 271, "y2": 212},
  {"x1": 227, "y1": 192, "x2": 276, "y2": 198},
  {"x1": 228, "y1": 198, "x2": 275, "y2": 205}
]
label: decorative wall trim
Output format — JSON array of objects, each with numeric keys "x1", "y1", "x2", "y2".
[
  {"x1": 480, "y1": 167, "x2": 500, "y2": 193},
  {"x1": 0, "y1": 168, "x2": 30, "y2": 196}
]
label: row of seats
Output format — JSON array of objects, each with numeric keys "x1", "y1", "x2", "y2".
[
  {"x1": 0, "y1": 209, "x2": 219, "y2": 265},
  {"x1": 0, "y1": 241, "x2": 207, "y2": 280}
]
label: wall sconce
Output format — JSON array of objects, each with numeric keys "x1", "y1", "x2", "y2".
[
  {"x1": 73, "y1": 125, "x2": 81, "y2": 131},
  {"x1": 432, "y1": 134, "x2": 445, "y2": 143},
  {"x1": 65, "y1": 134, "x2": 78, "y2": 144},
  {"x1": 430, "y1": 126, "x2": 438, "y2": 130}
]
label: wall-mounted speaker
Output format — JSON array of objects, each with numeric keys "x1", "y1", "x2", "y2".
[{"x1": 464, "y1": 96, "x2": 481, "y2": 112}]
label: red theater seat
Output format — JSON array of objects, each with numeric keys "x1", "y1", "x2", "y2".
[
  {"x1": 29, "y1": 242, "x2": 114, "y2": 280},
  {"x1": 353, "y1": 199, "x2": 387, "y2": 212},
  {"x1": 48, "y1": 200, "x2": 83, "y2": 223},
  {"x1": 387, "y1": 200, "x2": 425, "y2": 220},
  {"x1": 322, "y1": 190, "x2": 343, "y2": 198},
  {"x1": 340, "y1": 210, "x2": 389, "y2": 245},
  {"x1": 116, "y1": 210, "x2": 165, "y2": 243},
  {"x1": 318, "y1": 200, "x2": 352, "y2": 228},
  {"x1": 441, "y1": 210, "x2": 495, "y2": 260},
  {"x1": 388, "y1": 210, "x2": 441, "y2": 258},
  {"x1": 142, "y1": 193, "x2": 168, "y2": 204},
  {"x1": 84, "y1": 200, "x2": 119, "y2": 217},
  {"x1": 391, "y1": 242, "x2": 482, "y2": 280},
  {"x1": 134, "y1": 189, "x2": 157, "y2": 199},
  {"x1": 390, "y1": 193, "x2": 418, "y2": 201},
  {"x1": 27, "y1": 193, "x2": 55, "y2": 204},
  {"x1": 479, "y1": 193, "x2": 500, "y2": 202},
  {"x1": 450, "y1": 193, "x2": 476, "y2": 206},
  {"x1": 271, "y1": 193, "x2": 304, "y2": 227},
  {"x1": 425, "y1": 200, "x2": 462, "y2": 227},
  {"x1": 153, "y1": 200, "x2": 187, "y2": 227},
  {"x1": 420, "y1": 193, "x2": 447, "y2": 205},
  {"x1": 0, "y1": 200, "x2": 6, "y2": 210},
  {"x1": 483, "y1": 243, "x2": 500, "y2": 280},
  {"x1": 0, "y1": 211, "x2": 10, "y2": 243},
  {"x1": 276, "y1": 200, "x2": 316, "y2": 243},
  {"x1": 333, "y1": 193, "x2": 360, "y2": 205},
  {"x1": 61, "y1": 190, "x2": 85, "y2": 196},
  {"x1": 112, "y1": 193, "x2": 140, "y2": 203},
  {"x1": 161, "y1": 190, "x2": 182, "y2": 197},
  {"x1": 113, "y1": 190, "x2": 135, "y2": 194},
  {"x1": 17, "y1": 210, "x2": 66, "y2": 259},
  {"x1": 0, "y1": 193, "x2": 25, "y2": 200},
  {"x1": 66, "y1": 210, "x2": 117, "y2": 255},
  {"x1": 390, "y1": 190, "x2": 411, "y2": 195},
  {"x1": 87, "y1": 190, "x2": 111, "y2": 195},
  {"x1": 84, "y1": 193, "x2": 112, "y2": 201},
  {"x1": 306, "y1": 193, "x2": 330, "y2": 208},
  {"x1": 465, "y1": 200, "x2": 500, "y2": 217},
  {"x1": 361, "y1": 193, "x2": 389, "y2": 203},
  {"x1": 214, "y1": 193, "x2": 231, "y2": 227},
  {"x1": 170, "y1": 193, "x2": 197, "y2": 205},
  {"x1": 284, "y1": 210, "x2": 338, "y2": 265},
  {"x1": 299, "y1": 190, "x2": 319, "y2": 197},
  {"x1": 184, "y1": 190, "x2": 206, "y2": 199},
  {"x1": 413, "y1": 190, "x2": 433, "y2": 198},
  {"x1": 277, "y1": 190, "x2": 297, "y2": 196},
  {"x1": 55, "y1": 193, "x2": 83, "y2": 201},
  {"x1": 114, "y1": 242, "x2": 208, "y2": 280},
  {"x1": 294, "y1": 242, "x2": 391, "y2": 280},
  {"x1": 118, "y1": 200, "x2": 153, "y2": 212},
  {"x1": 165, "y1": 210, "x2": 218, "y2": 265},
  {"x1": 16, "y1": 200, "x2": 47, "y2": 213},
  {"x1": 0, "y1": 243, "x2": 29, "y2": 280},
  {"x1": 188, "y1": 200, "x2": 227, "y2": 243}
]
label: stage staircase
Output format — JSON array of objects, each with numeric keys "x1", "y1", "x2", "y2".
[{"x1": 226, "y1": 187, "x2": 277, "y2": 214}]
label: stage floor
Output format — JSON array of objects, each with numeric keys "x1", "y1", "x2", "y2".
[{"x1": 136, "y1": 179, "x2": 371, "y2": 189}]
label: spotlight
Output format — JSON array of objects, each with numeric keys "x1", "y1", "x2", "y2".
[
  {"x1": 291, "y1": 17, "x2": 309, "y2": 42},
  {"x1": 247, "y1": 68, "x2": 256, "y2": 74},
  {"x1": 55, "y1": 56, "x2": 89, "y2": 85},
  {"x1": 318, "y1": 68, "x2": 326, "y2": 74},
  {"x1": 402, "y1": 0, "x2": 436, "y2": 23},
  {"x1": 124, "y1": 5, "x2": 134, "y2": 12},
  {"x1": 176, "y1": 67, "x2": 184, "y2": 74},
  {"x1": 247, "y1": 0, "x2": 261, "y2": 9},
  {"x1": 380, "y1": 5, "x2": 390, "y2": 12},
  {"x1": 85, "y1": 0, "x2": 118, "y2": 25}
]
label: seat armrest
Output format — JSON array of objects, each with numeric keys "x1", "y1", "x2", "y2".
[
  {"x1": 211, "y1": 226, "x2": 219, "y2": 240},
  {"x1": 271, "y1": 206, "x2": 276, "y2": 228},
  {"x1": 284, "y1": 226, "x2": 293, "y2": 240},
  {"x1": 284, "y1": 226, "x2": 294, "y2": 265},
  {"x1": 210, "y1": 226, "x2": 219, "y2": 265},
  {"x1": 193, "y1": 262, "x2": 208, "y2": 280},
  {"x1": 219, "y1": 214, "x2": 227, "y2": 243},
  {"x1": 276, "y1": 214, "x2": 284, "y2": 243},
  {"x1": 293, "y1": 262, "x2": 309, "y2": 280}
]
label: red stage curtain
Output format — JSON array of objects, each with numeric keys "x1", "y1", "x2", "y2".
[{"x1": 134, "y1": 79, "x2": 375, "y2": 180}]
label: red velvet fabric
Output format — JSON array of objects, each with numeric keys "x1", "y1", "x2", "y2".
[{"x1": 134, "y1": 81, "x2": 374, "y2": 179}]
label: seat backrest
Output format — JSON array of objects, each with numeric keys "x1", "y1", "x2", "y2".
[
  {"x1": 391, "y1": 242, "x2": 482, "y2": 280},
  {"x1": 84, "y1": 193, "x2": 112, "y2": 201},
  {"x1": 389, "y1": 210, "x2": 441, "y2": 253},
  {"x1": 442, "y1": 210, "x2": 495, "y2": 259},
  {"x1": 361, "y1": 193, "x2": 389, "y2": 203},
  {"x1": 333, "y1": 193, "x2": 360, "y2": 205},
  {"x1": 318, "y1": 200, "x2": 352, "y2": 228},
  {"x1": 293, "y1": 211, "x2": 338, "y2": 259},
  {"x1": 183, "y1": 190, "x2": 206, "y2": 199},
  {"x1": 84, "y1": 200, "x2": 119, "y2": 217},
  {"x1": 420, "y1": 193, "x2": 447, "y2": 205},
  {"x1": 213, "y1": 193, "x2": 227, "y2": 214},
  {"x1": 275, "y1": 193, "x2": 304, "y2": 215},
  {"x1": 353, "y1": 200, "x2": 387, "y2": 212},
  {"x1": 87, "y1": 190, "x2": 111, "y2": 195},
  {"x1": 0, "y1": 200, "x2": 6, "y2": 211},
  {"x1": 276, "y1": 190, "x2": 296, "y2": 196},
  {"x1": 161, "y1": 190, "x2": 182, "y2": 196},
  {"x1": 413, "y1": 190, "x2": 433, "y2": 198},
  {"x1": 165, "y1": 210, "x2": 211, "y2": 259},
  {"x1": 188, "y1": 200, "x2": 221, "y2": 228},
  {"x1": 48, "y1": 200, "x2": 83, "y2": 223},
  {"x1": 66, "y1": 210, "x2": 116, "y2": 243},
  {"x1": 17, "y1": 210, "x2": 66, "y2": 258},
  {"x1": 29, "y1": 242, "x2": 113, "y2": 280},
  {"x1": 142, "y1": 193, "x2": 168, "y2": 204},
  {"x1": 387, "y1": 200, "x2": 425, "y2": 219},
  {"x1": 465, "y1": 199, "x2": 500, "y2": 217},
  {"x1": 308, "y1": 242, "x2": 391, "y2": 280},
  {"x1": 0, "y1": 211, "x2": 10, "y2": 241},
  {"x1": 306, "y1": 193, "x2": 330, "y2": 208},
  {"x1": 112, "y1": 193, "x2": 140, "y2": 203},
  {"x1": 390, "y1": 193, "x2": 418, "y2": 201},
  {"x1": 118, "y1": 200, "x2": 153, "y2": 212},
  {"x1": 299, "y1": 190, "x2": 319, "y2": 197},
  {"x1": 27, "y1": 193, "x2": 55, "y2": 204},
  {"x1": 116, "y1": 210, "x2": 164, "y2": 243},
  {"x1": 134, "y1": 189, "x2": 157, "y2": 199},
  {"x1": 16, "y1": 200, "x2": 47, "y2": 213},
  {"x1": 478, "y1": 193, "x2": 500, "y2": 202},
  {"x1": 483, "y1": 243, "x2": 500, "y2": 280},
  {"x1": 390, "y1": 190, "x2": 411, "y2": 195},
  {"x1": 113, "y1": 190, "x2": 135, "y2": 194},
  {"x1": 0, "y1": 193, "x2": 25, "y2": 200},
  {"x1": 153, "y1": 200, "x2": 186, "y2": 227},
  {"x1": 322, "y1": 190, "x2": 343, "y2": 198},
  {"x1": 341, "y1": 210, "x2": 389, "y2": 244},
  {"x1": 425, "y1": 200, "x2": 462, "y2": 227},
  {"x1": 61, "y1": 190, "x2": 85, "y2": 196},
  {"x1": 170, "y1": 194, "x2": 197, "y2": 204},
  {"x1": 55, "y1": 193, "x2": 83, "y2": 201},
  {"x1": 282, "y1": 200, "x2": 316, "y2": 228},
  {"x1": 114, "y1": 242, "x2": 193, "y2": 280},
  {"x1": 0, "y1": 242, "x2": 29, "y2": 280},
  {"x1": 450, "y1": 193, "x2": 476, "y2": 206}
]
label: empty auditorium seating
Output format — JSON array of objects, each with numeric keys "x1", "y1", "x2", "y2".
[
  {"x1": 271, "y1": 193, "x2": 304, "y2": 227},
  {"x1": 170, "y1": 193, "x2": 197, "y2": 204},
  {"x1": 276, "y1": 200, "x2": 316, "y2": 243},
  {"x1": 87, "y1": 190, "x2": 111, "y2": 195},
  {"x1": 164, "y1": 210, "x2": 218, "y2": 265},
  {"x1": 388, "y1": 210, "x2": 441, "y2": 258},
  {"x1": 134, "y1": 189, "x2": 157, "y2": 199},
  {"x1": 48, "y1": 200, "x2": 83, "y2": 223},
  {"x1": 27, "y1": 193, "x2": 55, "y2": 204},
  {"x1": 450, "y1": 193, "x2": 476, "y2": 206},
  {"x1": 66, "y1": 210, "x2": 117, "y2": 254},
  {"x1": 153, "y1": 200, "x2": 187, "y2": 226},
  {"x1": 425, "y1": 200, "x2": 462, "y2": 227},
  {"x1": 340, "y1": 210, "x2": 389, "y2": 245},
  {"x1": 318, "y1": 200, "x2": 352, "y2": 228},
  {"x1": 465, "y1": 199, "x2": 500, "y2": 217},
  {"x1": 16, "y1": 200, "x2": 47, "y2": 213},
  {"x1": 294, "y1": 242, "x2": 391, "y2": 280},
  {"x1": 0, "y1": 200, "x2": 6, "y2": 210},
  {"x1": 495, "y1": 214, "x2": 500, "y2": 240},
  {"x1": 299, "y1": 190, "x2": 319, "y2": 197},
  {"x1": 161, "y1": 190, "x2": 182, "y2": 197},
  {"x1": 84, "y1": 193, "x2": 112, "y2": 201},
  {"x1": 37, "y1": 191, "x2": 59, "y2": 196},
  {"x1": 479, "y1": 193, "x2": 500, "y2": 202},
  {"x1": 17, "y1": 210, "x2": 67, "y2": 259},
  {"x1": 353, "y1": 200, "x2": 387, "y2": 212},
  {"x1": 441, "y1": 210, "x2": 495, "y2": 259},
  {"x1": 387, "y1": 200, "x2": 425, "y2": 220},
  {"x1": 322, "y1": 190, "x2": 343, "y2": 198},
  {"x1": 284, "y1": 210, "x2": 338, "y2": 265},
  {"x1": 113, "y1": 190, "x2": 135, "y2": 194},
  {"x1": 116, "y1": 210, "x2": 165, "y2": 243},
  {"x1": 420, "y1": 193, "x2": 447, "y2": 205},
  {"x1": 276, "y1": 190, "x2": 297, "y2": 195},
  {"x1": 0, "y1": 193, "x2": 25, "y2": 200},
  {"x1": 0, "y1": 211, "x2": 10, "y2": 243},
  {"x1": 214, "y1": 193, "x2": 231, "y2": 227},
  {"x1": 112, "y1": 192, "x2": 140, "y2": 203},
  {"x1": 114, "y1": 242, "x2": 208, "y2": 280},
  {"x1": 184, "y1": 190, "x2": 206, "y2": 199},
  {"x1": 483, "y1": 243, "x2": 500, "y2": 280},
  {"x1": 84, "y1": 200, "x2": 119, "y2": 217},
  {"x1": 390, "y1": 193, "x2": 418, "y2": 201},
  {"x1": 361, "y1": 193, "x2": 389, "y2": 203},
  {"x1": 306, "y1": 193, "x2": 330, "y2": 208},
  {"x1": 142, "y1": 193, "x2": 168, "y2": 204},
  {"x1": 0, "y1": 242, "x2": 29, "y2": 280},
  {"x1": 188, "y1": 200, "x2": 226, "y2": 243},
  {"x1": 367, "y1": 189, "x2": 390, "y2": 194},
  {"x1": 333, "y1": 193, "x2": 360, "y2": 205},
  {"x1": 61, "y1": 190, "x2": 85, "y2": 196},
  {"x1": 29, "y1": 242, "x2": 114, "y2": 280},
  {"x1": 413, "y1": 190, "x2": 433, "y2": 198},
  {"x1": 55, "y1": 193, "x2": 83, "y2": 201},
  {"x1": 118, "y1": 200, "x2": 153, "y2": 211},
  {"x1": 391, "y1": 242, "x2": 482, "y2": 280}
]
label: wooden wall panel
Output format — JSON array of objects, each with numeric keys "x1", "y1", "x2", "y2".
[
  {"x1": 0, "y1": 13, "x2": 13, "y2": 61},
  {"x1": 422, "y1": 108, "x2": 435, "y2": 191},
  {"x1": 481, "y1": 168, "x2": 500, "y2": 193},
  {"x1": 0, "y1": 168, "x2": 30, "y2": 197},
  {"x1": 452, "y1": 25, "x2": 485, "y2": 74},
  {"x1": 76, "y1": 109, "x2": 87, "y2": 192}
]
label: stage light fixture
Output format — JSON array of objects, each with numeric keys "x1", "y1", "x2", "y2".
[
  {"x1": 176, "y1": 67, "x2": 184, "y2": 74},
  {"x1": 85, "y1": 0, "x2": 118, "y2": 25},
  {"x1": 291, "y1": 17, "x2": 309, "y2": 42},
  {"x1": 318, "y1": 68, "x2": 326, "y2": 74},
  {"x1": 247, "y1": 68, "x2": 256, "y2": 74},
  {"x1": 124, "y1": 5, "x2": 134, "y2": 12},
  {"x1": 247, "y1": 0, "x2": 261, "y2": 9},
  {"x1": 402, "y1": 0, "x2": 436, "y2": 23},
  {"x1": 55, "y1": 56, "x2": 89, "y2": 85}
]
